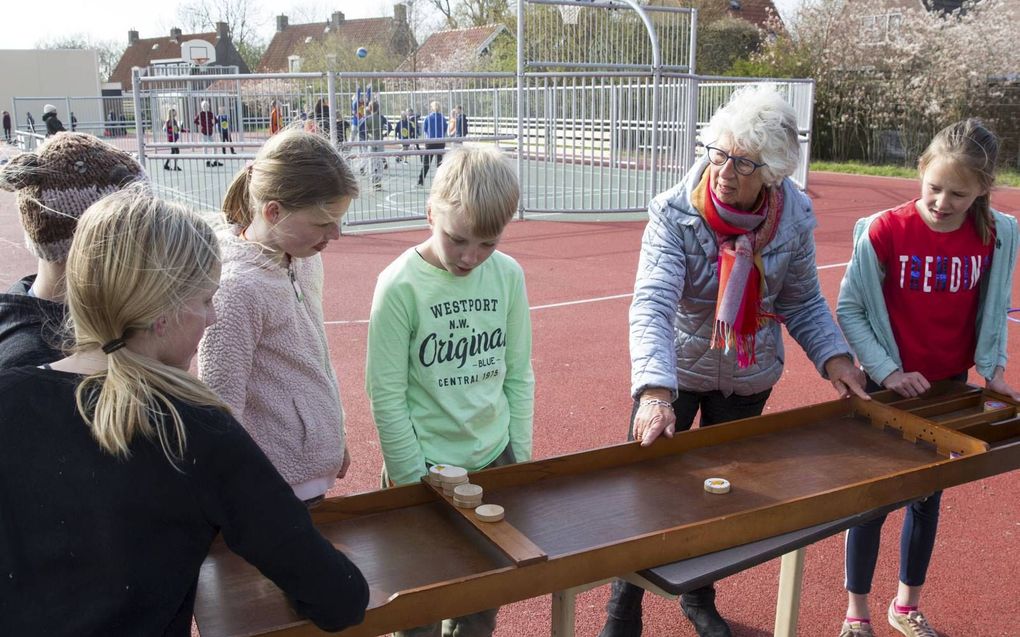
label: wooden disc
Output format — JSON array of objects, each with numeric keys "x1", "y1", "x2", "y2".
[
  {"x1": 474, "y1": 504, "x2": 505, "y2": 522},
  {"x1": 454, "y1": 483, "x2": 483, "y2": 498},
  {"x1": 704, "y1": 478, "x2": 731, "y2": 494}
]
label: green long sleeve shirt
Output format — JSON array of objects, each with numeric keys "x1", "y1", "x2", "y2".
[{"x1": 366, "y1": 248, "x2": 535, "y2": 485}]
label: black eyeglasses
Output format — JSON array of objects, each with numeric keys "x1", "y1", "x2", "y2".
[{"x1": 704, "y1": 145, "x2": 766, "y2": 176}]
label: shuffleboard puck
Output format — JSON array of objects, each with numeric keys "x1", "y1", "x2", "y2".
[
  {"x1": 475, "y1": 504, "x2": 505, "y2": 522},
  {"x1": 704, "y1": 478, "x2": 731, "y2": 494},
  {"x1": 984, "y1": 400, "x2": 1008, "y2": 412}
]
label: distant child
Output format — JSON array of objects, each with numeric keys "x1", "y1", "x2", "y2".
[
  {"x1": 194, "y1": 100, "x2": 219, "y2": 167},
  {"x1": 394, "y1": 110, "x2": 417, "y2": 163},
  {"x1": 42, "y1": 104, "x2": 66, "y2": 137},
  {"x1": 0, "y1": 132, "x2": 146, "y2": 368},
  {"x1": 270, "y1": 99, "x2": 282, "y2": 135},
  {"x1": 417, "y1": 101, "x2": 447, "y2": 186},
  {"x1": 836, "y1": 118, "x2": 1019, "y2": 637},
  {"x1": 3, "y1": 110, "x2": 11, "y2": 142},
  {"x1": 217, "y1": 105, "x2": 236, "y2": 156},
  {"x1": 0, "y1": 185, "x2": 369, "y2": 635},
  {"x1": 366, "y1": 146, "x2": 534, "y2": 637},
  {"x1": 164, "y1": 108, "x2": 186, "y2": 171},
  {"x1": 198, "y1": 129, "x2": 359, "y2": 504}
]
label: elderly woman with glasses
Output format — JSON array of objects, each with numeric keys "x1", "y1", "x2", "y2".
[{"x1": 599, "y1": 85, "x2": 868, "y2": 637}]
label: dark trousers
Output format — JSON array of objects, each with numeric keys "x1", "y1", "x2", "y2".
[
  {"x1": 602, "y1": 387, "x2": 772, "y2": 637},
  {"x1": 842, "y1": 370, "x2": 966, "y2": 594},
  {"x1": 418, "y1": 143, "x2": 445, "y2": 183},
  {"x1": 845, "y1": 492, "x2": 942, "y2": 593},
  {"x1": 220, "y1": 129, "x2": 235, "y2": 154}
]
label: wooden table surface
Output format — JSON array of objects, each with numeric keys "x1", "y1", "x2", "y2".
[{"x1": 195, "y1": 389, "x2": 1020, "y2": 637}]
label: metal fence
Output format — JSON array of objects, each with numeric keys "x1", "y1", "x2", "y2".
[{"x1": 10, "y1": 1, "x2": 815, "y2": 227}]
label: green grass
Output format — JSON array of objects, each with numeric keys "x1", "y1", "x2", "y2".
[{"x1": 810, "y1": 161, "x2": 1020, "y2": 188}]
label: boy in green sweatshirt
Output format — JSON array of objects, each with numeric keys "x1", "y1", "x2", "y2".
[{"x1": 366, "y1": 146, "x2": 533, "y2": 636}]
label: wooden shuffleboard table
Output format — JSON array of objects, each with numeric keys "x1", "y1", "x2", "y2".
[{"x1": 194, "y1": 383, "x2": 1020, "y2": 636}]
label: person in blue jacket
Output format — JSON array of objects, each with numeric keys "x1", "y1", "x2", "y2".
[
  {"x1": 599, "y1": 84, "x2": 867, "y2": 637},
  {"x1": 835, "y1": 118, "x2": 1018, "y2": 637},
  {"x1": 417, "y1": 101, "x2": 447, "y2": 186}
]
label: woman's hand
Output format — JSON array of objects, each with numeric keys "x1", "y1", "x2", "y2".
[
  {"x1": 634, "y1": 389, "x2": 676, "y2": 447},
  {"x1": 881, "y1": 370, "x2": 931, "y2": 398},
  {"x1": 986, "y1": 367, "x2": 1020, "y2": 401},
  {"x1": 337, "y1": 446, "x2": 352, "y2": 479},
  {"x1": 824, "y1": 355, "x2": 870, "y2": 399}
]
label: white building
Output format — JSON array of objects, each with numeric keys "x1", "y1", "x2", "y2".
[{"x1": 1, "y1": 49, "x2": 101, "y2": 132}]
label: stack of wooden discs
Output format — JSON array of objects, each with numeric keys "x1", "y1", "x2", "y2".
[
  {"x1": 434, "y1": 465, "x2": 469, "y2": 496},
  {"x1": 453, "y1": 483, "x2": 483, "y2": 508},
  {"x1": 427, "y1": 464, "x2": 449, "y2": 486}
]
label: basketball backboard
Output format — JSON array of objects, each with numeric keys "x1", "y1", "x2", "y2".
[{"x1": 181, "y1": 40, "x2": 217, "y2": 65}]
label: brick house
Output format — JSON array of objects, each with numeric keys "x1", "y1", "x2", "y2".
[
  {"x1": 258, "y1": 6, "x2": 415, "y2": 72},
  {"x1": 107, "y1": 24, "x2": 249, "y2": 90},
  {"x1": 395, "y1": 25, "x2": 510, "y2": 73}
]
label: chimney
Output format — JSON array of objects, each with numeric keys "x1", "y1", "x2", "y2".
[
  {"x1": 169, "y1": 27, "x2": 182, "y2": 42},
  {"x1": 393, "y1": 3, "x2": 407, "y2": 24},
  {"x1": 216, "y1": 21, "x2": 230, "y2": 41},
  {"x1": 331, "y1": 11, "x2": 345, "y2": 29},
  {"x1": 128, "y1": 30, "x2": 139, "y2": 45},
  {"x1": 276, "y1": 14, "x2": 289, "y2": 32}
]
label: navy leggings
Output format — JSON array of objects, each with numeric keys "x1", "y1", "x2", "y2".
[
  {"x1": 844, "y1": 492, "x2": 942, "y2": 593},
  {"x1": 843, "y1": 370, "x2": 966, "y2": 593}
]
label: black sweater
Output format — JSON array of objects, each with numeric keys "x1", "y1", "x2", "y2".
[
  {"x1": 0, "y1": 367, "x2": 369, "y2": 636},
  {"x1": 0, "y1": 275, "x2": 67, "y2": 369}
]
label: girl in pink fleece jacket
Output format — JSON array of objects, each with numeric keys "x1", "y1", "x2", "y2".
[{"x1": 198, "y1": 129, "x2": 358, "y2": 503}]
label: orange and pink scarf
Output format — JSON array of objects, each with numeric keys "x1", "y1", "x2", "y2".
[{"x1": 692, "y1": 171, "x2": 784, "y2": 368}]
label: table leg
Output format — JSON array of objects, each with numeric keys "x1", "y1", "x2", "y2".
[
  {"x1": 551, "y1": 589, "x2": 577, "y2": 637},
  {"x1": 773, "y1": 548, "x2": 806, "y2": 637}
]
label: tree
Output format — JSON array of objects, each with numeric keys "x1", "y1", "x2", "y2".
[
  {"x1": 176, "y1": 0, "x2": 267, "y2": 71},
  {"x1": 741, "y1": 0, "x2": 1020, "y2": 164},
  {"x1": 696, "y1": 15, "x2": 762, "y2": 76},
  {"x1": 36, "y1": 35, "x2": 123, "y2": 84},
  {"x1": 299, "y1": 34, "x2": 407, "y2": 73},
  {"x1": 424, "y1": 0, "x2": 513, "y2": 28}
]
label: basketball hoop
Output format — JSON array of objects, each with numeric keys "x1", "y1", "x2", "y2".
[
  {"x1": 558, "y1": 2, "x2": 582, "y2": 25},
  {"x1": 193, "y1": 57, "x2": 209, "y2": 66}
]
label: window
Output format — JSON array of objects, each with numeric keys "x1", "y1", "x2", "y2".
[
  {"x1": 860, "y1": 12, "x2": 903, "y2": 44},
  {"x1": 288, "y1": 55, "x2": 302, "y2": 72}
]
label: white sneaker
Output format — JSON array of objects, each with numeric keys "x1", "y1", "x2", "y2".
[
  {"x1": 888, "y1": 599, "x2": 938, "y2": 637},
  {"x1": 839, "y1": 620, "x2": 874, "y2": 637}
]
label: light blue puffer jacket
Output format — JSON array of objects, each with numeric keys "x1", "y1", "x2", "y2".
[{"x1": 629, "y1": 158, "x2": 852, "y2": 399}]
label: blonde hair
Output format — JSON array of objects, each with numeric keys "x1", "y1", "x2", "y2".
[
  {"x1": 429, "y1": 146, "x2": 519, "y2": 238},
  {"x1": 221, "y1": 128, "x2": 358, "y2": 227},
  {"x1": 66, "y1": 184, "x2": 226, "y2": 464},
  {"x1": 918, "y1": 118, "x2": 998, "y2": 245}
]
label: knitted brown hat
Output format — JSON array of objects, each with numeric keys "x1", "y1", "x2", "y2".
[{"x1": 0, "y1": 132, "x2": 146, "y2": 262}]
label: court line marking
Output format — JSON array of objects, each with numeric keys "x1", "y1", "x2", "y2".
[{"x1": 323, "y1": 263, "x2": 851, "y2": 325}]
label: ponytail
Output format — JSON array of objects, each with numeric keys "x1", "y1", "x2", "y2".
[
  {"x1": 222, "y1": 128, "x2": 358, "y2": 228},
  {"x1": 222, "y1": 166, "x2": 256, "y2": 226},
  {"x1": 65, "y1": 185, "x2": 226, "y2": 465}
]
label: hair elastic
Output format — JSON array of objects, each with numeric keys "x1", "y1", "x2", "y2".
[{"x1": 101, "y1": 338, "x2": 126, "y2": 354}]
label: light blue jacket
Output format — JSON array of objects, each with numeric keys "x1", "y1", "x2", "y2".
[
  {"x1": 836, "y1": 207, "x2": 1017, "y2": 384},
  {"x1": 630, "y1": 158, "x2": 852, "y2": 399}
]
